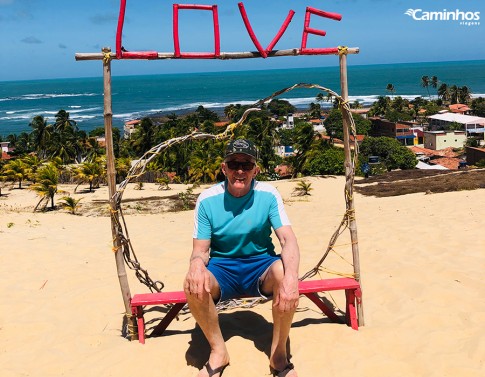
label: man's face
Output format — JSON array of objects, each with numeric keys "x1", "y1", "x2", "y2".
[{"x1": 222, "y1": 153, "x2": 258, "y2": 197}]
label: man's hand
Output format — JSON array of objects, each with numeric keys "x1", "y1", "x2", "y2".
[
  {"x1": 274, "y1": 274, "x2": 299, "y2": 312},
  {"x1": 184, "y1": 256, "x2": 211, "y2": 301}
]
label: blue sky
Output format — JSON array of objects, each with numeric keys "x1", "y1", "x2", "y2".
[{"x1": 0, "y1": 0, "x2": 484, "y2": 81}]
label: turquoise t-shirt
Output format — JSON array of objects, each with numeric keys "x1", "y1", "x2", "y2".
[{"x1": 193, "y1": 180, "x2": 291, "y2": 258}]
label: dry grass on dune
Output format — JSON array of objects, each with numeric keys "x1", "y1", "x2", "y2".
[{"x1": 354, "y1": 168, "x2": 485, "y2": 197}]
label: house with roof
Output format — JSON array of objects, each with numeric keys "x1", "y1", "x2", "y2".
[
  {"x1": 424, "y1": 130, "x2": 467, "y2": 150},
  {"x1": 123, "y1": 119, "x2": 141, "y2": 139},
  {"x1": 465, "y1": 146, "x2": 485, "y2": 166},
  {"x1": 449, "y1": 104, "x2": 471, "y2": 115},
  {"x1": 409, "y1": 146, "x2": 462, "y2": 170},
  {"x1": 427, "y1": 113, "x2": 485, "y2": 142},
  {"x1": 369, "y1": 118, "x2": 415, "y2": 146},
  {"x1": 1, "y1": 141, "x2": 13, "y2": 160},
  {"x1": 309, "y1": 118, "x2": 325, "y2": 133}
]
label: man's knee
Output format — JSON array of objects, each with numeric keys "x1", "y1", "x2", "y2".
[
  {"x1": 269, "y1": 259, "x2": 285, "y2": 281},
  {"x1": 261, "y1": 259, "x2": 284, "y2": 294}
]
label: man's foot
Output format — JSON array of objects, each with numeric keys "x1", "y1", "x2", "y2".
[{"x1": 269, "y1": 362, "x2": 298, "y2": 377}]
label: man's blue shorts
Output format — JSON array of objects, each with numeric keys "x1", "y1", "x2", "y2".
[{"x1": 207, "y1": 254, "x2": 281, "y2": 302}]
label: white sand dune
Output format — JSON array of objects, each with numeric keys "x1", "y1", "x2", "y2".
[{"x1": 0, "y1": 176, "x2": 484, "y2": 376}]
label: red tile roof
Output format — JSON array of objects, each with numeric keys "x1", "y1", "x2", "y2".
[
  {"x1": 410, "y1": 146, "x2": 459, "y2": 158},
  {"x1": 449, "y1": 104, "x2": 471, "y2": 113},
  {"x1": 430, "y1": 157, "x2": 460, "y2": 170},
  {"x1": 350, "y1": 135, "x2": 365, "y2": 142}
]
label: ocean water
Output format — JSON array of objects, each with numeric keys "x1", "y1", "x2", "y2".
[{"x1": 1, "y1": 60, "x2": 484, "y2": 136}]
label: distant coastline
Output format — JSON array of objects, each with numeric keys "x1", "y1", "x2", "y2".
[{"x1": 1, "y1": 59, "x2": 484, "y2": 136}]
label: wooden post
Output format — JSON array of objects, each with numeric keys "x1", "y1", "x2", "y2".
[
  {"x1": 102, "y1": 47, "x2": 137, "y2": 339},
  {"x1": 339, "y1": 52, "x2": 364, "y2": 326}
]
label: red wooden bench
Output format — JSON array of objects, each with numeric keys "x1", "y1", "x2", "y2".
[{"x1": 130, "y1": 277, "x2": 361, "y2": 344}]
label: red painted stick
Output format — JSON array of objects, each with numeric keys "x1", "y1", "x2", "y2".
[
  {"x1": 306, "y1": 6, "x2": 342, "y2": 21},
  {"x1": 177, "y1": 4, "x2": 213, "y2": 11},
  {"x1": 238, "y1": 2, "x2": 267, "y2": 58},
  {"x1": 116, "y1": 0, "x2": 127, "y2": 59},
  {"x1": 119, "y1": 51, "x2": 159, "y2": 59},
  {"x1": 265, "y1": 10, "x2": 295, "y2": 53},
  {"x1": 173, "y1": 3, "x2": 220, "y2": 58},
  {"x1": 173, "y1": 4, "x2": 181, "y2": 57},
  {"x1": 212, "y1": 5, "x2": 221, "y2": 57},
  {"x1": 301, "y1": 6, "x2": 342, "y2": 51}
]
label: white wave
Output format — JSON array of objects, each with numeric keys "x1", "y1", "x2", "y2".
[
  {"x1": 67, "y1": 107, "x2": 103, "y2": 114},
  {"x1": 73, "y1": 115, "x2": 97, "y2": 120},
  {"x1": 17, "y1": 93, "x2": 100, "y2": 101},
  {"x1": 4, "y1": 108, "x2": 42, "y2": 115}
]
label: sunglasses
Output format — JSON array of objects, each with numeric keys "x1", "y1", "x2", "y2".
[{"x1": 225, "y1": 161, "x2": 255, "y2": 171}]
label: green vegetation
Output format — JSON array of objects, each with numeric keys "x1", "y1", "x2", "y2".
[
  {"x1": 59, "y1": 196, "x2": 82, "y2": 215},
  {"x1": 359, "y1": 137, "x2": 417, "y2": 171},
  {"x1": 30, "y1": 162, "x2": 59, "y2": 211},
  {"x1": 292, "y1": 180, "x2": 313, "y2": 196}
]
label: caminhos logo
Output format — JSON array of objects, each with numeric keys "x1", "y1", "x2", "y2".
[{"x1": 405, "y1": 8, "x2": 480, "y2": 26}]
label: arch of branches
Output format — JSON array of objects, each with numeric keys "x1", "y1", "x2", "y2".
[{"x1": 76, "y1": 12, "x2": 364, "y2": 335}]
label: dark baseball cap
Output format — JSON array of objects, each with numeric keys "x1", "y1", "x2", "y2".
[{"x1": 225, "y1": 139, "x2": 258, "y2": 160}]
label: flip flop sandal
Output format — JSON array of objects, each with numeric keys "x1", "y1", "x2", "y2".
[
  {"x1": 204, "y1": 362, "x2": 229, "y2": 377},
  {"x1": 269, "y1": 362, "x2": 294, "y2": 377}
]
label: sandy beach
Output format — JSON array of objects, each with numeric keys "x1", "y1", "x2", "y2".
[{"x1": 0, "y1": 176, "x2": 484, "y2": 376}]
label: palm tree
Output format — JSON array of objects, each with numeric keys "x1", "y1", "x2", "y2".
[
  {"x1": 30, "y1": 163, "x2": 59, "y2": 211},
  {"x1": 369, "y1": 96, "x2": 391, "y2": 117},
  {"x1": 47, "y1": 129, "x2": 79, "y2": 164},
  {"x1": 22, "y1": 154, "x2": 43, "y2": 183},
  {"x1": 430, "y1": 76, "x2": 439, "y2": 98},
  {"x1": 188, "y1": 144, "x2": 223, "y2": 183},
  {"x1": 29, "y1": 115, "x2": 52, "y2": 159},
  {"x1": 459, "y1": 86, "x2": 472, "y2": 104},
  {"x1": 74, "y1": 160, "x2": 106, "y2": 192},
  {"x1": 130, "y1": 117, "x2": 155, "y2": 156},
  {"x1": 115, "y1": 157, "x2": 132, "y2": 182},
  {"x1": 386, "y1": 83, "x2": 396, "y2": 98},
  {"x1": 421, "y1": 76, "x2": 431, "y2": 99},
  {"x1": 54, "y1": 110, "x2": 78, "y2": 133},
  {"x1": 438, "y1": 83, "x2": 450, "y2": 103},
  {"x1": 291, "y1": 122, "x2": 315, "y2": 178},
  {"x1": 308, "y1": 102, "x2": 321, "y2": 119},
  {"x1": 58, "y1": 196, "x2": 82, "y2": 215},
  {"x1": 3, "y1": 158, "x2": 31, "y2": 189},
  {"x1": 292, "y1": 180, "x2": 313, "y2": 196},
  {"x1": 449, "y1": 85, "x2": 460, "y2": 104},
  {"x1": 84, "y1": 137, "x2": 106, "y2": 162}
]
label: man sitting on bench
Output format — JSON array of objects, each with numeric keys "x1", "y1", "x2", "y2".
[{"x1": 184, "y1": 139, "x2": 300, "y2": 377}]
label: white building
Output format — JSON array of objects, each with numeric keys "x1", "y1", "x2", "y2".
[
  {"x1": 427, "y1": 113, "x2": 485, "y2": 140},
  {"x1": 283, "y1": 113, "x2": 294, "y2": 129},
  {"x1": 424, "y1": 130, "x2": 467, "y2": 150}
]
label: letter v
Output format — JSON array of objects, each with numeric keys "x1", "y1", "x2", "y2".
[{"x1": 238, "y1": 2, "x2": 295, "y2": 58}]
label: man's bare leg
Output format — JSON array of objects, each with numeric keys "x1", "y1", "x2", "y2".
[
  {"x1": 261, "y1": 261, "x2": 298, "y2": 377},
  {"x1": 185, "y1": 274, "x2": 230, "y2": 377}
]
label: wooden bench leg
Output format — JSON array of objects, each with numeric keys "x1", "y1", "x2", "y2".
[
  {"x1": 134, "y1": 306, "x2": 146, "y2": 344},
  {"x1": 303, "y1": 292, "x2": 342, "y2": 323},
  {"x1": 149, "y1": 302, "x2": 186, "y2": 338},
  {"x1": 345, "y1": 289, "x2": 358, "y2": 330}
]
